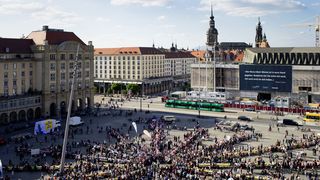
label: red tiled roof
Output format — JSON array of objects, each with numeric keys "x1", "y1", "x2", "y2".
[
  {"x1": 45, "y1": 31, "x2": 85, "y2": 45},
  {"x1": 165, "y1": 51, "x2": 196, "y2": 59},
  {"x1": 27, "y1": 30, "x2": 85, "y2": 45},
  {"x1": 0, "y1": 38, "x2": 34, "y2": 53},
  {"x1": 94, "y1": 47, "x2": 163, "y2": 55}
]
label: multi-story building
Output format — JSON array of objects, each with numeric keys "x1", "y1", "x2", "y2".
[
  {"x1": 164, "y1": 50, "x2": 196, "y2": 88},
  {"x1": 191, "y1": 47, "x2": 320, "y2": 104},
  {"x1": 94, "y1": 47, "x2": 171, "y2": 95},
  {"x1": 0, "y1": 38, "x2": 41, "y2": 124},
  {"x1": 0, "y1": 26, "x2": 94, "y2": 125},
  {"x1": 94, "y1": 46, "x2": 197, "y2": 94}
]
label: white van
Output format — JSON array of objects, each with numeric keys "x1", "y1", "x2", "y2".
[{"x1": 163, "y1": 116, "x2": 176, "y2": 123}]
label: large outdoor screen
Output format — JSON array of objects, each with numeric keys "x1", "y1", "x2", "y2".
[{"x1": 239, "y1": 65, "x2": 292, "y2": 92}]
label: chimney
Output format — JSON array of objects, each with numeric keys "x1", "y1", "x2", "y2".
[
  {"x1": 88, "y1": 41, "x2": 92, "y2": 46},
  {"x1": 42, "y1": 25, "x2": 49, "y2": 31}
]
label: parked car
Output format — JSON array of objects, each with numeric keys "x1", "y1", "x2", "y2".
[
  {"x1": 245, "y1": 107, "x2": 255, "y2": 112},
  {"x1": 237, "y1": 116, "x2": 252, "y2": 121},
  {"x1": 282, "y1": 119, "x2": 302, "y2": 126}
]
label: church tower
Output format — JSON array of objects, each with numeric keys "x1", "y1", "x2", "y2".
[
  {"x1": 255, "y1": 17, "x2": 263, "y2": 47},
  {"x1": 207, "y1": 5, "x2": 218, "y2": 46}
]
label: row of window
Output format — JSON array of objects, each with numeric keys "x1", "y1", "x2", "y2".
[
  {"x1": 0, "y1": 97, "x2": 41, "y2": 110},
  {"x1": 49, "y1": 81, "x2": 91, "y2": 92},
  {"x1": 49, "y1": 71, "x2": 90, "y2": 81},
  {"x1": 3, "y1": 63, "x2": 33, "y2": 70},
  {"x1": 50, "y1": 54, "x2": 90, "y2": 60},
  {"x1": 95, "y1": 56, "x2": 164, "y2": 61},
  {"x1": 3, "y1": 71, "x2": 33, "y2": 79},
  {"x1": 50, "y1": 62, "x2": 90, "y2": 71},
  {"x1": 95, "y1": 74, "x2": 141, "y2": 79}
]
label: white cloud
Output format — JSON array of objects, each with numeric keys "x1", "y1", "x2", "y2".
[
  {"x1": 0, "y1": 0, "x2": 81, "y2": 27},
  {"x1": 110, "y1": 0, "x2": 171, "y2": 7},
  {"x1": 31, "y1": 7, "x2": 81, "y2": 27},
  {"x1": 199, "y1": 0, "x2": 306, "y2": 17},
  {"x1": 0, "y1": 0, "x2": 44, "y2": 14},
  {"x1": 157, "y1": 15, "x2": 166, "y2": 21}
]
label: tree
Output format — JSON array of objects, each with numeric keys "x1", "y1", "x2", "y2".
[
  {"x1": 126, "y1": 84, "x2": 140, "y2": 95},
  {"x1": 110, "y1": 83, "x2": 126, "y2": 94}
]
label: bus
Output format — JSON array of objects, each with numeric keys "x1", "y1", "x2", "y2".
[
  {"x1": 303, "y1": 112, "x2": 320, "y2": 122},
  {"x1": 165, "y1": 99, "x2": 224, "y2": 112}
]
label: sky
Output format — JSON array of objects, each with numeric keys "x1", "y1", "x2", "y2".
[{"x1": 0, "y1": 0, "x2": 319, "y2": 49}]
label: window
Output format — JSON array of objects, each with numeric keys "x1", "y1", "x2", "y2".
[
  {"x1": 50, "y1": 73, "x2": 56, "y2": 81},
  {"x1": 78, "y1": 62, "x2": 81, "y2": 69},
  {"x1": 61, "y1": 73, "x2": 65, "y2": 80},
  {"x1": 78, "y1": 54, "x2": 82, "y2": 60},
  {"x1": 86, "y1": 71, "x2": 89, "y2": 78},
  {"x1": 29, "y1": 63, "x2": 32, "y2": 68},
  {"x1": 50, "y1": 84, "x2": 55, "y2": 92},
  {"x1": 13, "y1": 63, "x2": 17, "y2": 69},
  {"x1": 4, "y1": 72, "x2": 8, "y2": 78},
  {"x1": 61, "y1": 63, "x2": 65, "y2": 70},
  {"x1": 4, "y1": 64, "x2": 8, "y2": 70},
  {"x1": 4, "y1": 80, "x2": 8, "y2": 87},
  {"x1": 85, "y1": 62, "x2": 90, "y2": 69},
  {"x1": 29, "y1": 71, "x2": 33, "y2": 76},
  {"x1": 69, "y1": 54, "x2": 74, "y2": 60},
  {"x1": 21, "y1": 71, "x2": 25, "y2": 77},
  {"x1": 77, "y1": 72, "x2": 81, "y2": 78},
  {"x1": 13, "y1": 80, "x2": 17, "y2": 86},
  {"x1": 60, "y1": 54, "x2": 65, "y2": 60},
  {"x1": 69, "y1": 72, "x2": 73, "y2": 79},
  {"x1": 22, "y1": 63, "x2": 25, "y2": 69},
  {"x1": 70, "y1": 62, "x2": 74, "y2": 69},
  {"x1": 13, "y1": 72, "x2": 17, "y2": 78},
  {"x1": 50, "y1": 63, "x2": 56, "y2": 70},
  {"x1": 50, "y1": 54, "x2": 56, "y2": 60}
]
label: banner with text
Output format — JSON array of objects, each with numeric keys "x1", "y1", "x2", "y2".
[{"x1": 239, "y1": 65, "x2": 292, "y2": 92}]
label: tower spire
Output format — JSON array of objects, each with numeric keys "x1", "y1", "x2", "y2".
[{"x1": 210, "y1": 2, "x2": 214, "y2": 20}]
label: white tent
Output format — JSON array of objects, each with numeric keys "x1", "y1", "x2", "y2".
[{"x1": 69, "y1": 116, "x2": 83, "y2": 126}]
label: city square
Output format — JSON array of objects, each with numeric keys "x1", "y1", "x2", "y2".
[
  {"x1": 0, "y1": 96, "x2": 320, "y2": 179},
  {"x1": 1, "y1": 0, "x2": 320, "y2": 179}
]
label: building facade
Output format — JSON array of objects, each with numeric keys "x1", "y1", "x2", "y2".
[
  {"x1": 191, "y1": 47, "x2": 320, "y2": 104},
  {"x1": 164, "y1": 51, "x2": 196, "y2": 88},
  {"x1": 0, "y1": 26, "x2": 94, "y2": 125},
  {"x1": 0, "y1": 38, "x2": 41, "y2": 124},
  {"x1": 94, "y1": 47, "x2": 171, "y2": 95},
  {"x1": 94, "y1": 47, "x2": 196, "y2": 95}
]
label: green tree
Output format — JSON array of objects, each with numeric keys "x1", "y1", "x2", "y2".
[{"x1": 126, "y1": 84, "x2": 140, "y2": 95}]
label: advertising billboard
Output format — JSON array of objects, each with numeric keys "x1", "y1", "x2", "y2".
[{"x1": 240, "y1": 65, "x2": 292, "y2": 92}]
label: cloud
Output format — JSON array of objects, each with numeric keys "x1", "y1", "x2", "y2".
[
  {"x1": 157, "y1": 15, "x2": 166, "y2": 21},
  {"x1": 0, "y1": 0, "x2": 44, "y2": 14},
  {"x1": 110, "y1": 0, "x2": 171, "y2": 7},
  {"x1": 31, "y1": 7, "x2": 81, "y2": 26},
  {"x1": 199, "y1": 0, "x2": 306, "y2": 17}
]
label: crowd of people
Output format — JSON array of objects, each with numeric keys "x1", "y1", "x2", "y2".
[
  {"x1": 33, "y1": 120, "x2": 318, "y2": 179},
  {"x1": 1, "y1": 101, "x2": 320, "y2": 179}
]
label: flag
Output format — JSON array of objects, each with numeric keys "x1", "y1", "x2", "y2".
[
  {"x1": 132, "y1": 122, "x2": 138, "y2": 133},
  {"x1": 143, "y1": 130, "x2": 152, "y2": 138},
  {"x1": 0, "y1": 160, "x2": 3, "y2": 179}
]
